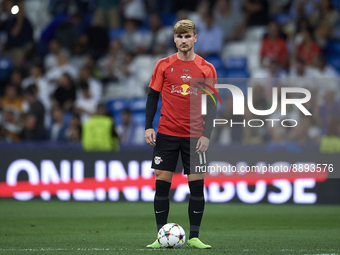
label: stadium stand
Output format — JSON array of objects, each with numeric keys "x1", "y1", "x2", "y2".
[{"x1": 0, "y1": 0, "x2": 339, "y2": 148}]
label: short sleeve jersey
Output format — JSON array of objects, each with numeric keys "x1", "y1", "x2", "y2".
[{"x1": 149, "y1": 53, "x2": 217, "y2": 137}]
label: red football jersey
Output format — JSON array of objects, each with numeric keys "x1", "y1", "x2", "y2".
[
  {"x1": 260, "y1": 37, "x2": 288, "y2": 66},
  {"x1": 149, "y1": 53, "x2": 217, "y2": 137},
  {"x1": 297, "y1": 42, "x2": 321, "y2": 66}
]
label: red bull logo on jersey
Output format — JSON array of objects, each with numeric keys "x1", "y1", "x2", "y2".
[
  {"x1": 171, "y1": 84, "x2": 198, "y2": 95},
  {"x1": 181, "y1": 74, "x2": 192, "y2": 82}
]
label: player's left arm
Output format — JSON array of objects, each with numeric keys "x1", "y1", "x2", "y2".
[
  {"x1": 196, "y1": 65, "x2": 218, "y2": 152},
  {"x1": 196, "y1": 94, "x2": 217, "y2": 152}
]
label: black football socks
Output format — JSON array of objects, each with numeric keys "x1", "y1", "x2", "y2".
[
  {"x1": 154, "y1": 180, "x2": 171, "y2": 231},
  {"x1": 188, "y1": 179, "x2": 205, "y2": 239}
]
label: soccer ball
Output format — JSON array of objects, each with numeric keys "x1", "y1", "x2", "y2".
[{"x1": 157, "y1": 223, "x2": 186, "y2": 248}]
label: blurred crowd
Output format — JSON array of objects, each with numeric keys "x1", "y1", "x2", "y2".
[{"x1": 0, "y1": 0, "x2": 339, "y2": 149}]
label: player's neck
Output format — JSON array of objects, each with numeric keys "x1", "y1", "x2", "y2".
[{"x1": 177, "y1": 51, "x2": 196, "y2": 61}]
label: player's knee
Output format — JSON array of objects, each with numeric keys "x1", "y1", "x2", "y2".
[
  {"x1": 189, "y1": 179, "x2": 204, "y2": 197},
  {"x1": 155, "y1": 170, "x2": 173, "y2": 182},
  {"x1": 188, "y1": 173, "x2": 206, "y2": 181}
]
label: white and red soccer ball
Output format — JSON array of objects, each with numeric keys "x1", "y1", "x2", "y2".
[{"x1": 157, "y1": 223, "x2": 186, "y2": 248}]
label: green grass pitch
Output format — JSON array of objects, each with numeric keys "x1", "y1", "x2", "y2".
[{"x1": 0, "y1": 201, "x2": 339, "y2": 255}]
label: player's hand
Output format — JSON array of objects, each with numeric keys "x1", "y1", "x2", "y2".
[
  {"x1": 145, "y1": 128, "x2": 156, "y2": 146},
  {"x1": 196, "y1": 136, "x2": 210, "y2": 152}
]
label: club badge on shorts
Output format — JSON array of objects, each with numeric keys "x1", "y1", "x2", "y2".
[{"x1": 154, "y1": 156, "x2": 163, "y2": 165}]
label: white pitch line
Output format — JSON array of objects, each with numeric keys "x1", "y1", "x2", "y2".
[{"x1": 0, "y1": 248, "x2": 188, "y2": 252}]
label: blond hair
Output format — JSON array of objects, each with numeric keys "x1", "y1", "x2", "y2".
[{"x1": 173, "y1": 19, "x2": 196, "y2": 35}]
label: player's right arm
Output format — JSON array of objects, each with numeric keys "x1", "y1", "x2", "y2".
[
  {"x1": 145, "y1": 88, "x2": 160, "y2": 146},
  {"x1": 145, "y1": 59, "x2": 164, "y2": 146}
]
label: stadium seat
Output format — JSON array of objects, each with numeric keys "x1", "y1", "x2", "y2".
[
  {"x1": 129, "y1": 98, "x2": 147, "y2": 113},
  {"x1": 246, "y1": 41, "x2": 261, "y2": 55},
  {"x1": 106, "y1": 97, "x2": 161, "y2": 128},
  {"x1": 224, "y1": 69, "x2": 250, "y2": 78},
  {"x1": 137, "y1": 26, "x2": 150, "y2": 34},
  {"x1": 273, "y1": 12, "x2": 290, "y2": 25},
  {"x1": 205, "y1": 55, "x2": 223, "y2": 70},
  {"x1": 327, "y1": 55, "x2": 340, "y2": 74},
  {"x1": 132, "y1": 112, "x2": 146, "y2": 126},
  {"x1": 222, "y1": 42, "x2": 248, "y2": 59},
  {"x1": 0, "y1": 57, "x2": 12, "y2": 81},
  {"x1": 244, "y1": 26, "x2": 267, "y2": 42},
  {"x1": 250, "y1": 68, "x2": 268, "y2": 78},
  {"x1": 248, "y1": 54, "x2": 261, "y2": 71},
  {"x1": 161, "y1": 13, "x2": 176, "y2": 26},
  {"x1": 326, "y1": 40, "x2": 340, "y2": 55},
  {"x1": 113, "y1": 113, "x2": 122, "y2": 126},
  {"x1": 106, "y1": 98, "x2": 130, "y2": 114},
  {"x1": 245, "y1": 41, "x2": 262, "y2": 71},
  {"x1": 223, "y1": 57, "x2": 247, "y2": 70},
  {"x1": 106, "y1": 98, "x2": 130, "y2": 126},
  {"x1": 133, "y1": 55, "x2": 154, "y2": 85},
  {"x1": 109, "y1": 28, "x2": 125, "y2": 41},
  {"x1": 216, "y1": 67, "x2": 226, "y2": 78}
]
